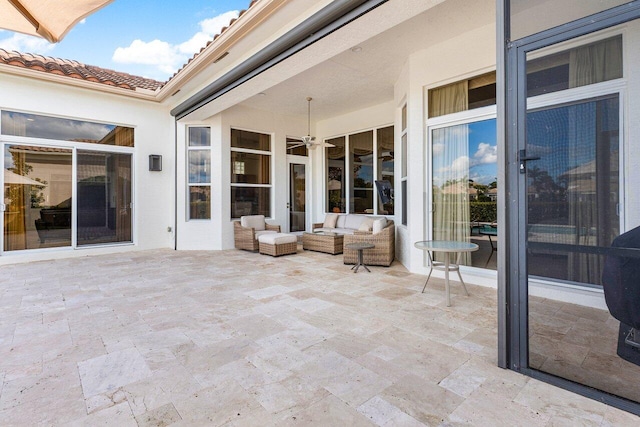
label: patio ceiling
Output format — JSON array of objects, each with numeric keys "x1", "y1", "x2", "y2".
[{"x1": 220, "y1": 0, "x2": 495, "y2": 122}]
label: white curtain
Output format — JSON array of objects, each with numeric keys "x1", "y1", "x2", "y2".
[
  {"x1": 565, "y1": 102, "x2": 599, "y2": 283},
  {"x1": 429, "y1": 81, "x2": 469, "y2": 118},
  {"x1": 564, "y1": 37, "x2": 621, "y2": 284},
  {"x1": 432, "y1": 124, "x2": 471, "y2": 264},
  {"x1": 569, "y1": 36, "x2": 622, "y2": 88}
]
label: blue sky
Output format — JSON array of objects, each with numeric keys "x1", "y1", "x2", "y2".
[
  {"x1": 0, "y1": 0, "x2": 251, "y2": 81},
  {"x1": 432, "y1": 119, "x2": 497, "y2": 187}
]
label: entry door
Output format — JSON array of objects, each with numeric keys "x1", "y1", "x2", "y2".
[
  {"x1": 509, "y1": 20, "x2": 640, "y2": 408},
  {"x1": 287, "y1": 157, "x2": 308, "y2": 232}
]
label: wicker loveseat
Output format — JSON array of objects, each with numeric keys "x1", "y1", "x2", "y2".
[
  {"x1": 234, "y1": 215, "x2": 281, "y2": 251},
  {"x1": 312, "y1": 214, "x2": 395, "y2": 266}
]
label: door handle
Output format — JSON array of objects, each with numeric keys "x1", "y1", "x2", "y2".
[{"x1": 519, "y1": 149, "x2": 540, "y2": 174}]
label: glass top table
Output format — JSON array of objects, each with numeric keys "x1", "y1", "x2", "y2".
[{"x1": 414, "y1": 240, "x2": 479, "y2": 306}]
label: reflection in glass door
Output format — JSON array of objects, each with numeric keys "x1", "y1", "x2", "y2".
[
  {"x1": 432, "y1": 118, "x2": 497, "y2": 269},
  {"x1": 288, "y1": 162, "x2": 306, "y2": 232},
  {"x1": 3, "y1": 145, "x2": 72, "y2": 250},
  {"x1": 77, "y1": 151, "x2": 132, "y2": 245},
  {"x1": 524, "y1": 95, "x2": 640, "y2": 403}
]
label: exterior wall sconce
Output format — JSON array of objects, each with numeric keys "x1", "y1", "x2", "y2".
[{"x1": 149, "y1": 155, "x2": 162, "y2": 171}]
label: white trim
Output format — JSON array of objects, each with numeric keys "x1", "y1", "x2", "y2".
[
  {"x1": 286, "y1": 155, "x2": 310, "y2": 232},
  {"x1": 229, "y1": 128, "x2": 274, "y2": 219},
  {"x1": 527, "y1": 79, "x2": 625, "y2": 110},
  {"x1": 186, "y1": 126, "x2": 212, "y2": 221},
  {"x1": 322, "y1": 124, "x2": 394, "y2": 216}
]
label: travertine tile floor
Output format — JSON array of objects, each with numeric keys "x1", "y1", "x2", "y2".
[{"x1": 0, "y1": 248, "x2": 638, "y2": 426}]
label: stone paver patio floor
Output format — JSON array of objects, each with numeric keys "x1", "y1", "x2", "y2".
[{"x1": 0, "y1": 248, "x2": 637, "y2": 426}]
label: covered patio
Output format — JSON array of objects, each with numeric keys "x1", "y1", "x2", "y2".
[{"x1": 0, "y1": 249, "x2": 634, "y2": 425}]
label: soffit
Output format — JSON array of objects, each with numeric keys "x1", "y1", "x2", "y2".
[{"x1": 183, "y1": 0, "x2": 494, "y2": 122}]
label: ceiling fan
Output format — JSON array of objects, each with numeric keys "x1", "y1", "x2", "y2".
[{"x1": 288, "y1": 97, "x2": 334, "y2": 150}]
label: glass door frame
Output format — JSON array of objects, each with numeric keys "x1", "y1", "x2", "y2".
[
  {"x1": 0, "y1": 135, "x2": 136, "y2": 254},
  {"x1": 286, "y1": 154, "x2": 309, "y2": 233},
  {"x1": 502, "y1": 0, "x2": 640, "y2": 415},
  {"x1": 426, "y1": 106, "x2": 497, "y2": 273}
]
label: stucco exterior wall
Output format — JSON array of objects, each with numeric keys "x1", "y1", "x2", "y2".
[
  {"x1": 175, "y1": 104, "x2": 307, "y2": 250},
  {"x1": 0, "y1": 74, "x2": 175, "y2": 264}
]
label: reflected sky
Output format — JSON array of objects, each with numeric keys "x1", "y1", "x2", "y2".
[
  {"x1": 433, "y1": 118, "x2": 497, "y2": 186},
  {"x1": 1, "y1": 111, "x2": 117, "y2": 142}
]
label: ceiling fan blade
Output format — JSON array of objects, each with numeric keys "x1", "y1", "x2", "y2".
[
  {"x1": 323, "y1": 142, "x2": 335, "y2": 148},
  {"x1": 288, "y1": 136, "x2": 304, "y2": 141},
  {"x1": 287, "y1": 143, "x2": 305, "y2": 149}
]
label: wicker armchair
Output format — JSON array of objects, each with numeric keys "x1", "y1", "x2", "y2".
[
  {"x1": 234, "y1": 215, "x2": 281, "y2": 251},
  {"x1": 343, "y1": 220, "x2": 395, "y2": 266}
]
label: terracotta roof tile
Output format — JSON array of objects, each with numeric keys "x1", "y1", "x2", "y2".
[
  {"x1": 0, "y1": 48, "x2": 163, "y2": 92},
  {"x1": 0, "y1": 0, "x2": 257, "y2": 92}
]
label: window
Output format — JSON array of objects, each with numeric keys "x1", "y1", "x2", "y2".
[
  {"x1": 1, "y1": 111, "x2": 134, "y2": 146},
  {"x1": 427, "y1": 72, "x2": 498, "y2": 268},
  {"x1": 431, "y1": 118, "x2": 497, "y2": 269},
  {"x1": 428, "y1": 72, "x2": 496, "y2": 118},
  {"x1": 231, "y1": 129, "x2": 271, "y2": 218},
  {"x1": 187, "y1": 127, "x2": 211, "y2": 220},
  {"x1": 377, "y1": 126, "x2": 394, "y2": 215},
  {"x1": 527, "y1": 35, "x2": 622, "y2": 97},
  {"x1": 77, "y1": 151, "x2": 132, "y2": 245},
  {"x1": 1, "y1": 111, "x2": 134, "y2": 251},
  {"x1": 401, "y1": 104, "x2": 408, "y2": 225},
  {"x1": 326, "y1": 136, "x2": 346, "y2": 213},
  {"x1": 350, "y1": 131, "x2": 374, "y2": 213},
  {"x1": 325, "y1": 126, "x2": 394, "y2": 215}
]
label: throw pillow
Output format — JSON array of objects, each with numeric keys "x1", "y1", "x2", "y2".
[
  {"x1": 372, "y1": 217, "x2": 387, "y2": 234},
  {"x1": 358, "y1": 218, "x2": 374, "y2": 232},
  {"x1": 323, "y1": 213, "x2": 339, "y2": 228}
]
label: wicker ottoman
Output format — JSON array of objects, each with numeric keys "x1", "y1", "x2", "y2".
[{"x1": 258, "y1": 233, "x2": 298, "y2": 257}]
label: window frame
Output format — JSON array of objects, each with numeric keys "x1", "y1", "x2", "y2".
[
  {"x1": 230, "y1": 128, "x2": 273, "y2": 219},
  {"x1": 186, "y1": 126, "x2": 212, "y2": 221},
  {"x1": 323, "y1": 124, "x2": 394, "y2": 216},
  {"x1": 0, "y1": 111, "x2": 136, "y2": 253},
  {"x1": 401, "y1": 103, "x2": 408, "y2": 226},
  {"x1": 426, "y1": 104, "x2": 497, "y2": 273}
]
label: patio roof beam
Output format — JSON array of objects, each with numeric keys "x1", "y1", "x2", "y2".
[{"x1": 170, "y1": 0, "x2": 388, "y2": 120}]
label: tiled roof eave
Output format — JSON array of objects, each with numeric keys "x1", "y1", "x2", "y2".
[{"x1": 0, "y1": 62, "x2": 159, "y2": 101}]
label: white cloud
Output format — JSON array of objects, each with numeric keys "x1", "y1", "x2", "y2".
[
  {"x1": 113, "y1": 39, "x2": 181, "y2": 74},
  {"x1": 437, "y1": 155, "x2": 470, "y2": 177},
  {"x1": 112, "y1": 10, "x2": 239, "y2": 79},
  {"x1": 432, "y1": 142, "x2": 445, "y2": 156},
  {"x1": 0, "y1": 32, "x2": 55, "y2": 53},
  {"x1": 472, "y1": 142, "x2": 497, "y2": 165}
]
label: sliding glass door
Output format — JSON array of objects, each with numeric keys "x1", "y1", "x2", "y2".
[
  {"x1": 1, "y1": 111, "x2": 134, "y2": 252},
  {"x1": 3, "y1": 145, "x2": 72, "y2": 250},
  {"x1": 77, "y1": 151, "x2": 132, "y2": 246},
  {"x1": 3, "y1": 147, "x2": 133, "y2": 251}
]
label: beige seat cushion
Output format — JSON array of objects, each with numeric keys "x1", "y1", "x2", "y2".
[
  {"x1": 241, "y1": 215, "x2": 266, "y2": 231},
  {"x1": 258, "y1": 232, "x2": 297, "y2": 245},
  {"x1": 255, "y1": 230, "x2": 276, "y2": 240},
  {"x1": 358, "y1": 218, "x2": 375, "y2": 231}
]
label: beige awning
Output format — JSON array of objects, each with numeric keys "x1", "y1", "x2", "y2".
[
  {"x1": 0, "y1": 0, "x2": 113, "y2": 43},
  {"x1": 4, "y1": 169, "x2": 44, "y2": 186}
]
